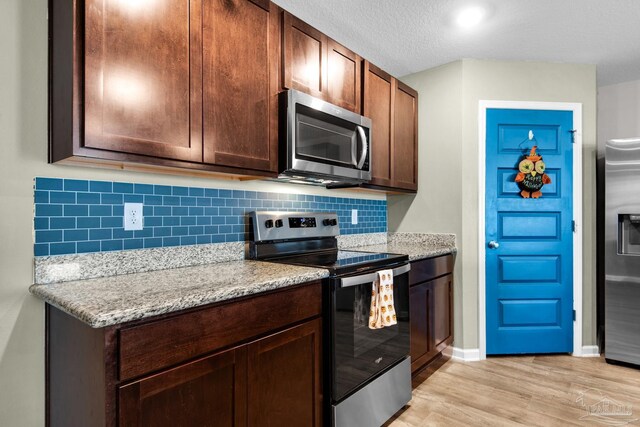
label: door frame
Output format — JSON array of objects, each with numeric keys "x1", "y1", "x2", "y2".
[{"x1": 478, "y1": 100, "x2": 583, "y2": 359}]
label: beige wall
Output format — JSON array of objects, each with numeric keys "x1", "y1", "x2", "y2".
[
  {"x1": 390, "y1": 59, "x2": 597, "y2": 350},
  {"x1": 0, "y1": 1, "x2": 381, "y2": 425},
  {"x1": 388, "y1": 61, "x2": 465, "y2": 344}
]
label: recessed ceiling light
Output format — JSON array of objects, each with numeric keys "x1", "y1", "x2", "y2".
[{"x1": 456, "y1": 6, "x2": 484, "y2": 28}]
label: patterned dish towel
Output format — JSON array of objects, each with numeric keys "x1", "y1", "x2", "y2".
[{"x1": 369, "y1": 269, "x2": 397, "y2": 329}]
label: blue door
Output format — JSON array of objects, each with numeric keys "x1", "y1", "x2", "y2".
[{"x1": 485, "y1": 108, "x2": 573, "y2": 354}]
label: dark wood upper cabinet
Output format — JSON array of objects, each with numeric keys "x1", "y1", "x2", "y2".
[
  {"x1": 327, "y1": 39, "x2": 361, "y2": 113},
  {"x1": 50, "y1": 0, "x2": 279, "y2": 178},
  {"x1": 362, "y1": 61, "x2": 419, "y2": 192},
  {"x1": 282, "y1": 12, "x2": 361, "y2": 113},
  {"x1": 203, "y1": 0, "x2": 279, "y2": 172},
  {"x1": 363, "y1": 62, "x2": 393, "y2": 187},
  {"x1": 282, "y1": 12, "x2": 327, "y2": 98},
  {"x1": 50, "y1": 1, "x2": 418, "y2": 186},
  {"x1": 83, "y1": 0, "x2": 203, "y2": 162},
  {"x1": 247, "y1": 319, "x2": 323, "y2": 426},
  {"x1": 392, "y1": 80, "x2": 419, "y2": 191}
]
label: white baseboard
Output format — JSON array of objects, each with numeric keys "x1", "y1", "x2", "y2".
[
  {"x1": 450, "y1": 346, "x2": 599, "y2": 360},
  {"x1": 449, "y1": 347, "x2": 481, "y2": 362},
  {"x1": 577, "y1": 345, "x2": 601, "y2": 357}
]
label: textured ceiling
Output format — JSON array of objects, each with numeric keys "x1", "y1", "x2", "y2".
[{"x1": 272, "y1": 0, "x2": 640, "y2": 86}]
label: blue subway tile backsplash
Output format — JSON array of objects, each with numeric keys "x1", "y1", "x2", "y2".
[{"x1": 33, "y1": 178, "x2": 387, "y2": 256}]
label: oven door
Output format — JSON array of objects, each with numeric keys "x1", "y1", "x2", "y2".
[{"x1": 331, "y1": 263, "x2": 410, "y2": 402}]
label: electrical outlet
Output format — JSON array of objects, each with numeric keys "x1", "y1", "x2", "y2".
[
  {"x1": 351, "y1": 209, "x2": 358, "y2": 225},
  {"x1": 124, "y1": 203, "x2": 144, "y2": 231}
]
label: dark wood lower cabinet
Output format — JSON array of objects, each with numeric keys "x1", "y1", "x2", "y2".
[
  {"x1": 410, "y1": 282, "x2": 430, "y2": 366},
  {"x1": 47, "y1": 281, "x2": 322, "y2": 427},
  {"x1": 409, "y1": 255, "x2": 454, "y2": 374},
  {"x1": 119, "y1": 346, "x2": 247, "y2": 427},
  {"x1": 431, "y1": 275, "x2": 452, "y2": 350},
  {"x1": 247, "y1": 319, "x2": 322, "y2": 426},
  {"x1": 118, "y1": 319, "x2": 322, "y2": 427}
]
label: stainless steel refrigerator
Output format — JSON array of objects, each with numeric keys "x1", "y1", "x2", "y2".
[{"x1": 605, "y1": 138, "x2": 640, "y2": 365}]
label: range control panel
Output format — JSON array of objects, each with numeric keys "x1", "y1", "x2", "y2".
[
  {"x1": 288, "y1": 217, "x2": 317, "y2": 228},
  {"x1": 249, "y1": 211, "x2": 340, "y2": 242}
]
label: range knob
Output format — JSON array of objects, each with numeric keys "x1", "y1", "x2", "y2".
[
  {"x1": 323, "y1": 218, "x2": 338, "y2": 226},
  {"x1": 264, "y1": 219, "x2": 274, "y2": 229},
  {"x1": 275, "y1": 219, "x2": 284, "y2": 228}
]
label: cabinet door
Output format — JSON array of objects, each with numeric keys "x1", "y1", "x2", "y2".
[
  {"x1": 282, "y1": 12, "x2": 327, "y2": 98},
  {"x1": 392, "y1": 80, "x2": 418, "y2": 191},
  {"x1": 431, "y1": 275, "x2": 453, "y2": 349},
  {"x1": 410, "y1": 274, "x2": 453, "y2": 374},
  {"x1": 84, "y1": 0, "x2": 202, "y2": 162},
  {"x1": 363, "y1": 62, "x2": 393, "y2": 187},
  {"x1": 119, "y1": 346, "x2": 247, "y2": 427},
  {"x1": 247, "y1": 318, "x2": 322, "y2": 427},
  {"x1": 409, "y1": 282, "x2": 430, "y2": 371},
  {"x1": 203, "y1": 0, "x2": 279, "y2": 172},
  {"x1": 327, "y1": 40, "x2": 361, "y2": 113}
]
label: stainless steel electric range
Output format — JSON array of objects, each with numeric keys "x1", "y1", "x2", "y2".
[{"x1": 247, "y1": 211, "x2": 411, "y2": 427}]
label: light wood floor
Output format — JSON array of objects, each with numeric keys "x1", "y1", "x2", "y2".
[{"x1": 386, "y1": 355, "x2": 640, "y2": 426}]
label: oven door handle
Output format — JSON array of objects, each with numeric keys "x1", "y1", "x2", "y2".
[{"x1": 339, "y1": 263, "x2": 411, "y2": 288}]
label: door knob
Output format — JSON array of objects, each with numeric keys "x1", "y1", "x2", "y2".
[{"x1": 488, "y1": 240, "x2": 500, "y2": 249}]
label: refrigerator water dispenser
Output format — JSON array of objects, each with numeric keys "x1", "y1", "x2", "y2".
[{"x1": 619, "y1": 214, "x2": 640, "y2": 255}]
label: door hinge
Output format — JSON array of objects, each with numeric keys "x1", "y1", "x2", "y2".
[
  {"x1": 569, "y1": 129, "x2": 577, "y2": 143},
  {"x1": 572, "y1": 220, "x2": 577, "y2": 233},
  {"x1": 573, "y1": 309, "x2": 576, "y2": 321}
]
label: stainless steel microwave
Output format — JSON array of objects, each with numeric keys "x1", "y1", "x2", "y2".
[{"x1": 278, "y1": 89, "x2": 372, "y2": 187}]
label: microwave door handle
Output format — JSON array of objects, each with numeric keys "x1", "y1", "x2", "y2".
[
  {"x1": 339, "y1": 263, "x2": 411, "y2": 288},
  {"x1": 356, "y1": 126, "x2": 368, "y2": 169}
]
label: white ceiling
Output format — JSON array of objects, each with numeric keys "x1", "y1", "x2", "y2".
[{"x1": 272, "y1": 0, "x2": 640, "y2": 86}]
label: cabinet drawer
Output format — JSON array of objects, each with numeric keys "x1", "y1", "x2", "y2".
[
  {"x1": 409, "y1": 254, "x2": 453, "y2": 286},
  {"x1": 119, "y1": 281, "x2": 321, "y2": 381}
]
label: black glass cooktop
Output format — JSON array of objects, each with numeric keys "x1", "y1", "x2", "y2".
[{"x1": 270, "y1": 250, "x2": 408, "y2": 275}]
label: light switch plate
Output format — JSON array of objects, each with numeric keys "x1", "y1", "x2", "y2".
[
  {"x1": 351, "y1": 209, "x2": 358, "y2": 225},
  {"x1": 124, "y1": 203, "x2": 144, "y2": 231}
]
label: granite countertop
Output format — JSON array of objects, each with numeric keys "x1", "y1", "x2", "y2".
[
  {"x1": 30, "y1": 232, "x2": 456, "y2": 329},
  {"x1": 29, "y1": 260, "x2": 329, "y2": 328},
  {"x1": 353, "y1": 233, "x2": 457, "y2": 261},
  {"x1": 355, "y1": 242, "x2": 456, "y2": 261}
]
